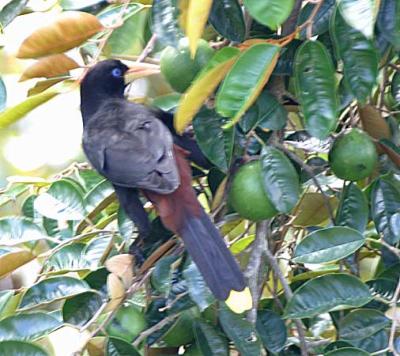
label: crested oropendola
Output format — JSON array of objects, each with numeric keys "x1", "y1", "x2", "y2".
[{"x1": 80, "y1": 59, "x2": 251, "y2": 313}]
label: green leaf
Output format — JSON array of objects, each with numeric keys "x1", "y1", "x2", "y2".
[
  {"x1": 152, "y1": 93, "x2": 181, "y2": 112},
  {"x1": 293, "y1": 227, "x2": 365, "y2": 264},
  {"x1": 325, "y1": 347, "x2": 370, "y2": 356},
  {"x1": 0, "y1": 0, "x2": 28, "y2": 28},
  {"x1": 0, "y1": 90, "x2": 58, "y2": 129},
  {"x1": 339, "y1": 309, "x2": 390, "y2": 341},
  {"x1": 193, "y1": 109, "x2": 234, "y2": 173},
  {"x1": 371, "y1": 177, "x2": 400, "y2": 244},
  {"x1": 0, "y1": 77, "x2": 6, "y2": 112},
  {"x1": 391, "y1": 72, "x2": 400, "y2": 106},
  {"x1": 0, "y1": 340, "x2": 48, "y2": 356},
  {"x1": 151, "y1": 0, "x2": 182, "y2": 47},
  {"x1": 219, "y1": 306, "x2": 262, "y2": 355},
  {"x1": 0, "y1": 291, "x2": 14, "y2": 319},
  {"x1": 336, "y1": 183, "x2": 368, "y2": 232},
  {"x1": 284, "y1": 274, "x2": 372, "y2": 319},
  {"x1": 34, "y1": 180, "x2": 85, "y2": 221},
  {"x1": 0, "y1": 312, "x2": 60, "y2": 341},
  {"x1": 19, "y1": 276, "x2": 90, "y2": 310},
  {"x1": 183, "y1": 260, "x2": 214, "y2": 312},
  {"x1": 106, "y1": 337, "x2": 141, "y2": 356},
  {"x1": 117, "y1": 207, "x2": 135, "y2": 242},
  {"x1": 216, "y1": 43, "x2": 280, "y2": 125},
  {"x1": 240, "y1": 91, "x2": 287, "y2": 132},
  {"x1": 256, "y1": 310, "x2": 287, "y2": 353},
  {"x1": 151, "y1": 256, "x2": 178, "y2": 294},
  {"x1": 338, "y1": 0, "x2": 375, "y2": 38},
  {"x1": 193, "y1": 319, "x2": 229, "y2": 356},
  {"x1": 366, "y1": 278, "x2": 397, "y2": 301},
  {"x1": 294, "y1": 40, "x2": 338, "y2": 139},
  {"x1": 260, "y1": 146, "x2": 300, "y2": 213},
  {"x1": 297, "y1": 0, "x2": 335, "y2": 38},
  {"x1": 350, "y1": 328, "x2": 389, "y2": 354},
  {"x1": 377, "y1": 0, "x2": 400, "y2": 49},
  {"x1": 45, "y1": 243, "x2": 88, "y2": 273},
  {"x1": 0, "y1": 217, "x2": 45, "y2": 246},
  {"x1": 331, "y1": 8, "x2": 378, "y2": 104},
  {"x1": 62, "y1": 291, "x2": 103, "y2": 326},
  {"x1": 103, "y1": 6, "x2": 149, "y2": 56},
  {"x1": 243, "y1": 0, "x2": 294, "y2": 29},
  {"x1": 209, "y1": 0, "x2": 245, "y2": 42},
  {"x1": 83, "y1": 234, "x2": 113, "y2": 268},
  {"x1": 76, "y1": 169, "x2": 105, "y2": 192}
]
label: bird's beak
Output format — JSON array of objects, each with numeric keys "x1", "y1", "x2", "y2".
[{"x1": 124, "y1": 63, "x2": 160, "y2": 84}]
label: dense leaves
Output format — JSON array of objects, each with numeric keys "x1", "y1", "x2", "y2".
[{"x1": 1, "y1": 0, "x2": 400, "y2": 355}]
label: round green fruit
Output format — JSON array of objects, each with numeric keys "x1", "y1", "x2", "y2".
[
  {"x1": 328, "y1": 128, "x2": 378, "y2": 181},
  {"x1": 162, "y1": 309, "x2": 197, "y2": 347},
  {"x1": 160, "y1": 37, "x2": 214, "y2": 93},
  {"x1": 229, "y1": 160, "x2": 278, "y2": 221},
  {"x1": 106, "y1": 304, "x2": 147, "y2": 342}
]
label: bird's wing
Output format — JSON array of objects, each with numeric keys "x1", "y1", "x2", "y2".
[{"x1": 82, "y1": 101, "x2": 180, "y2": 194}]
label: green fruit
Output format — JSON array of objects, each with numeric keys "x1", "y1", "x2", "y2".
[
  {"x1": 160, "y1": 37, "x2": 214, "y2": 93},
  {"x1": 329, "y1": 128, "x2": 378, "y2": 181},
  {"x1": 229, "y1": 160, "x2": 278, "y2": 221},
  {"x1": 106, "y1": 304, "x2": 147, "y2": 342},
  {"x1": 162, "y1": 309, "x2": 197, "y2": 346}
]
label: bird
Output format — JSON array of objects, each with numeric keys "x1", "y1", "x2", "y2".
[{"x1": 80, "y1": 59, "x2": 251, "y2": 313}]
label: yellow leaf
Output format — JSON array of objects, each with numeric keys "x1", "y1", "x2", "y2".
[
  {"x1": 179, "y1": 0, "x2": 189, "y2": 32},
  {"x1": 17, "y1": 11, "x2": 104, "y2": 59},
  {"x1": 19, "y1": 54, "x2": 79, "y2": 82},
  {"x1": 174, "y1": 56, "x2": 238, "y2": 134},
  {"x1": 0, "y1": 248, "x2": 35, "y2": 278},
  {"x1": 186, "y1": 0, "x2": 213, "y2": 57},
  {"x1": 106, "y1": 273, "x2": 125, "y2": 304},
  {"x1": 105, "y1": 254, "x2": 134, "y2": 288}
]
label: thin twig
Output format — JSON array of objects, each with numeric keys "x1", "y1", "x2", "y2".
[
  {"x1": 305, "y1": 0, "x2": 323, "y2": 39},
  {"x1": 388, "y1": 277, "x2": 400, "y2": 355},
  {"x1": 244, "y1": 220, "x2": 269, "y2": 324},
  {"x1": 136, "y1": 34, "x2": 158, "y2": 63},
  {"x1": 133, "y1": 313, "x2": 180, "y2": 347}
]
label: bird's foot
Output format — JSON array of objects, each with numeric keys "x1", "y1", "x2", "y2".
[{"x1": 128, "y1": 239, "x2": 146, "y2": 267}]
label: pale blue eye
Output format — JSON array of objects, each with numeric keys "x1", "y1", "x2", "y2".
[{"x1": 112, "y1": 68, "x2": 122, "y2": 77}]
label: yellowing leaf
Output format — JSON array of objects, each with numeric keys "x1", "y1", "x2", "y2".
[
  {"x1": 105, "y1": 254, "x2": 134, "y2": 288},
  {"x1": 17, "y1": 11, "x2": 104, "y2": 59},
  {"x1": 179, "y1": 0, "x2": 189, "y2": 32},
  {"x1": 19, "y1": 54, "x2": 79, "y2": 81},
  {"x1": 174, "y1": 47, "x2": 240, "y2": 133},
  {"x1": 0, "y1": 248, "x2": 35, "y2": 278},
  {"x1": 186, "y1": 0, "x2": 213, "y2": 57}
]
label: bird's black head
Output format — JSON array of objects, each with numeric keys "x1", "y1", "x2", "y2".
[{"x1": 80, "y1": 59, "x2": 129, "y2": 121}]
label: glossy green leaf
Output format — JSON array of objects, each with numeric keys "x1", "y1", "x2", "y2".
[
  {"x1": 350, "y1": 328, "x2": 389, "y2": 354},
  {"x1": 209, "y1": 0, "x2": 245, "y2": 42},
  {"x1": 0, "y1": 312, "x2": 60, "y2": 341},
  {"x1": 336, "y1": 183, "x2": 368, "y2": 232},
  {"x1": 0, "y1": 217, "x2": 45, "y2": 246},
  {"x1": 152, "y1": 93, "x2": 181, "y2": 112},
  {"x1": 0, "y1": 0, "x2": 28, "y2": 28},
  {"x1": 366, "y1": 278, "x2": 397, "y2": 301},
  {"x1": 151, "y1": 256, "x2": 178, "y2": 294},
  {"x1": 240, "y1": 91, "x2": 287, "y2": 132},
  {"x1": 260, "y1": 146, "x2": 300, "y2": 213},
  {"x1": 0, "y1": 340, "x2": 48, "y2": 356},
  {"x1": 216, "y1": 43, "x2": 280, "y2": 125},
  {"x1": 45, "y1": 243, "x2": 88, "y2": 273},
  {"x1": 0, "y1": 78, "x2": 6, "y2": 112},
  {"x1": 339, "y1": 309, "x2": 390, "y2": 341},
  {"x1": 391, "y1": 72, "x2": 400, "y2": 105},
  {"x1": 193, "y1": 319, "x2": 229, "y2": 356},
  {"x1": 193, "y1": 109, "x2": 234, "y2": 173},
  {"x1": 183, "y1": 260, "x2": 214, "y2": 311},
  {"x1": 34, "y1": 180, "x2": 85, "y2": 221},
  {"x1": 377, "y1": 0, "x2": 400, "y2": 49},
  {"x1": 77, "y1": 169, "x2": 105, "y2": 192},
  {"x1": 152, "y1": 0, "x2": 182, "y2": 47},
  {"x1": 284, "y1": 274, "x2": 372, "y2": 319},
  {"x1": 294, "y1": 40, "x2": 338, "y2": 139},
  {"x1": 293, "y1": 227, "x2": 364, "y2": 264},
  {"x1": 371, "y1": 177, "x2": 400, "y2": 244},
  {"x1": 63, "y1": 291, "x2": 103, "y2": 326},
  {"x1": 19, "y1": 276, "x2": 90, "y2": 310},
  {"x1": 106, "y1": 337, "x2": 141, "y2": 356},
  {"x1": 0, "y1": 90, "x2": 58, "y2": 129},
  {"x1": 0, "y1": 291, "x2": 14, "y2": 318},
  {"x1": 256, "y1": 310, "x2": 287, "y2": 353},
  {"x1": 325, "y1": 347, "x2": 370, "y2": 356},
  {"x1": 297, "y1": 0, "x2": 335, "y2": 38},
  {"x1": 219, "y1": 306, "x2": 262, "y2": 355},
  {"x1": 243, "y1": 0, "x2": 294, "y2": 29},
  {"x1": 117, "y1": 207, "x2": 135, "y2": 242},
  {"x1": 273, "y1": 40, "x2": 302, "y2": 76},
  {"x1": 331, "y1": 8, "x2": 378, "y2": 104},
  {"x1": 102, "y1": 5, "x2": 148, "y2": 56},
  {"x1": 83, "y1": 234, "x2": 113, "y2": 268},
  {"x1": 338, "y1": 0, "x2": 375, "y2": 38}
]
